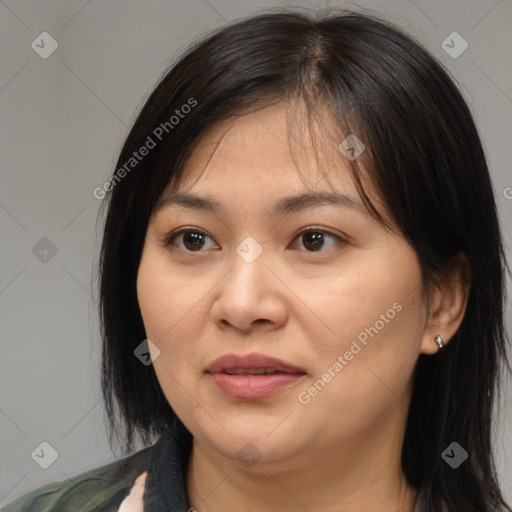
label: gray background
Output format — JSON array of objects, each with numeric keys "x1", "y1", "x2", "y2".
[{"x1": 1, "y1": 0, "x2": 511, "y2": 506}]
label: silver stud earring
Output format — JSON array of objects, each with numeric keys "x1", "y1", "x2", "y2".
[{"x1": 435, "y1": 335, "x2": 445, "y2": 349}]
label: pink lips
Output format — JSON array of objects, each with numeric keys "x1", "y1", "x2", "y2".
[{"x1": 206, "y1": 353, "x2": 306, "y2": 399}]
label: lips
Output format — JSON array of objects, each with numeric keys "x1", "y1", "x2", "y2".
[
  {"x1": 206, "y1": 353, "x2": 306, "y2": 399},
  {"x1": 206, "y1": 353, "x2": 306, "y2": 375}
]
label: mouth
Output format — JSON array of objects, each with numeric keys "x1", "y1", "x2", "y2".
[
  {"x1": 206, "y1": 353, "x2": 307, "y2": 399},
  {"x1": 223, "y1": 368, "x2": 283, "y2": 375}
]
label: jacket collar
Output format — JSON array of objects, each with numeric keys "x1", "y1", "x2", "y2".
[{"x1": 143, "y1": 417, "x2": 193, "y2": 511}]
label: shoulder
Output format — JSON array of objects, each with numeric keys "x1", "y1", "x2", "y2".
[{"x1": 2, "y1": 446, "x2": 152, "y2": 512}]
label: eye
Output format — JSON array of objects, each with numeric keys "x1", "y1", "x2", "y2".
[
  {"x1": 164, "y1": 226, "x2": 345, "y2": 253},
  {"x1": 164, "y1": 228, "x2": 219, "y2": 252},
  {"x1": 290, "y1": 227, "x2": 345, "y2": 252}
]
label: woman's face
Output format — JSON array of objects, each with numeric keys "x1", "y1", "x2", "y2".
[{"x1": 137, "y1": 103, "x2": 434, "y2": 470}]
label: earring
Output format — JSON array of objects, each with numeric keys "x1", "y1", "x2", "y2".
[{"x1": 435, "y1": 335, "x2": 445, "y2": 349}]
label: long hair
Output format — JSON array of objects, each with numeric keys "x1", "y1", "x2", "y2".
[{"x1": 97, "y1": 9, "x2": 511, "y2": 511}]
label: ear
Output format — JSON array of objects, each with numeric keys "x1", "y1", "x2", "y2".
[{"x1": 420, "y1": 252, "x2": 472, "y2": 355}]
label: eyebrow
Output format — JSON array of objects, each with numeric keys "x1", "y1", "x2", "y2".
[{"x1": 155, "y1": 190, "x2": 368, "y2": 216}]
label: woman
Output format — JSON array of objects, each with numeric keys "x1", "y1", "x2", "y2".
[{"x1": 5, "y1": 8, "x2": 510, "y2": 512}]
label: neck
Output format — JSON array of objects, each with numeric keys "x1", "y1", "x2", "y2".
[{"x1": 185, "y1": 410, "x2": 418, "y2": 512}]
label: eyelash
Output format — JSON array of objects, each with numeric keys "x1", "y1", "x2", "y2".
[{"x1": 163, "y1": 226, "x2": 346, "y2": 253}]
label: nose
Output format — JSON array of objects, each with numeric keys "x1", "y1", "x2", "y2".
[{"x1": 210, "y1": 248, "x2": 288, "y2": 334}]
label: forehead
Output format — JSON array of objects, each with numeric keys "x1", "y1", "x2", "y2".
[
  {"x1": 152, "y1": 102, "x2": 395, "y2": 230},
  {"x1": 172, "y1": 102, "x2": 358, "y2": 199}
]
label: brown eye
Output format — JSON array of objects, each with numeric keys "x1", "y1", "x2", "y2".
[
  {"x1": 301, "y1": 232, "x2": 325, "y2": 251},
  {"x1": 293, "y1": 228, "x2": 344, "y2": 252},
  {"x1": 165, "y1": 229, "x2": 219, "y2": 252},
  {"x1": 182, "y1": 232, "x2": 206, "y2": 251}
]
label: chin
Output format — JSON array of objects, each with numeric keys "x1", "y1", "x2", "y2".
[
  {"x1": 221, "y1": 435, "x2": 298, "y2": 469},
  {"x1": 193, "y1": 414, "x2": 295, "y2": 452}
]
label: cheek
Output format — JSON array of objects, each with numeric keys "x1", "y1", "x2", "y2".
[
  {"x1": 298, "y1": 294, "x2": 422, "y2": 439},
  {"x1": 304, "y1": 252, "x2": 422, "y2": 350},
  {"x1": 136, "y1": 257, "x2": 168, "y2": 340},
  {"x1": 137, "y1": 252, "x2": 205, "y2": 416},
  {"x1": 301, "y1": 250, "x2": 425, "y2": 398},
  {"x1": 137, "y1": 248, "x2": 195, "y2": 341},
  {"x1": 136, "y1": 248, "x2": 210, "y2": 377}
]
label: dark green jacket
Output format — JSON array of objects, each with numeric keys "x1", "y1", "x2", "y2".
[{"x1": 2, "y1": 418, "x2": 193, "y2": 511}]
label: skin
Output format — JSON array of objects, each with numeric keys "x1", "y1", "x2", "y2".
[{"x1": 136, "y1": 103, "x2": 470, "y2": 512}]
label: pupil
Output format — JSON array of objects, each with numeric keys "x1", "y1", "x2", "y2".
[
  {"x1": 303, "y1": 232, "x2": 323, "y2": 251},
  {"x1": 184, "y1": 232, "x2": 204, "y2": 251}
]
